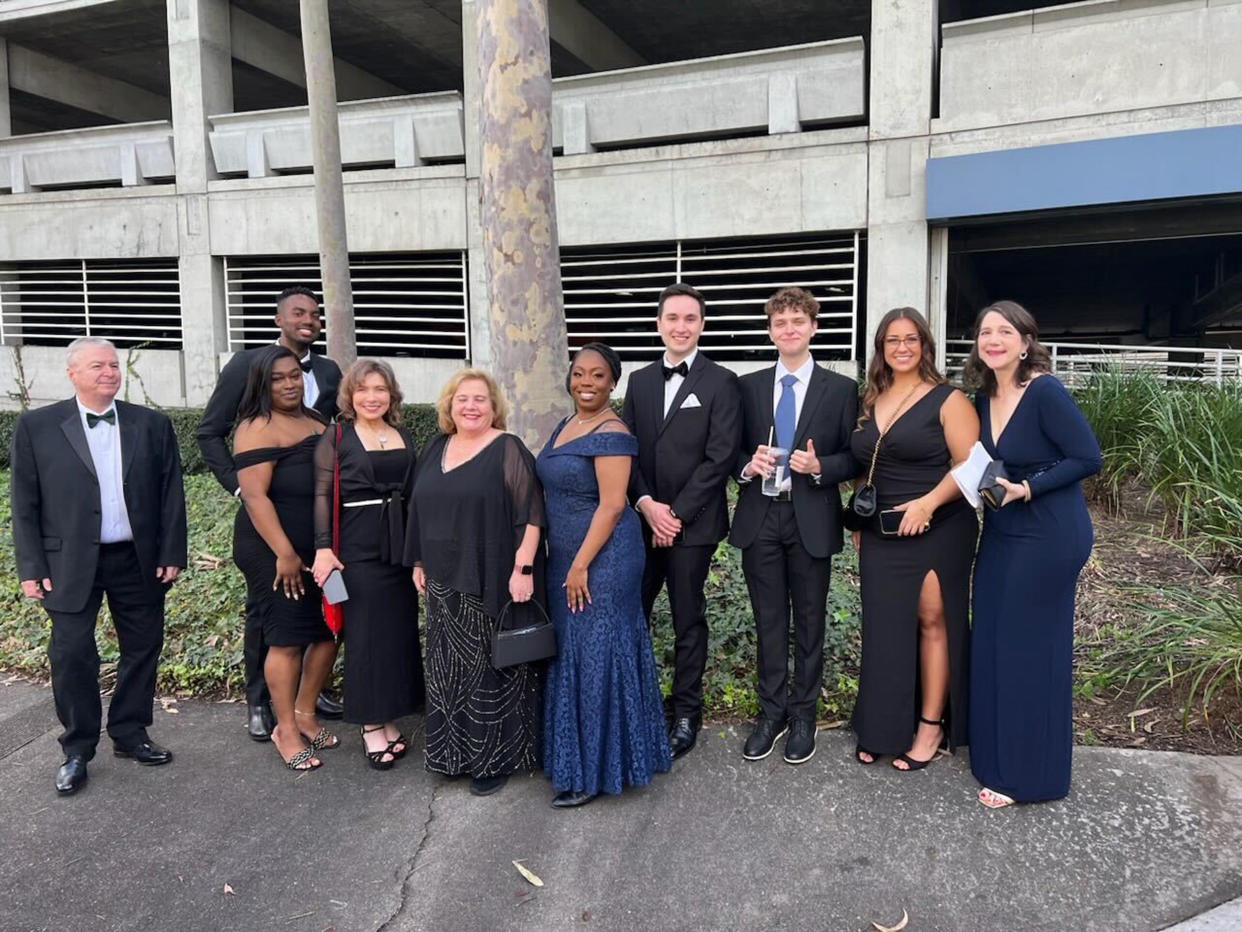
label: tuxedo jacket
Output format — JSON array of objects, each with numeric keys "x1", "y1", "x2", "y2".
[
  {"x1": 195, "y1": 346, "x2": 342, "y2": 494},
  {"x1": 728, "y1": 364, "x2": 860, "y2": 559},
  {"x1": 10, "y1": 399, "x2": 188, "y2": 614},
  {"x1": 621, "y1": 353, "x2": 741, "y2": 547}
]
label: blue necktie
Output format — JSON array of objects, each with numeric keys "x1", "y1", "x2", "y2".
[{"x1": 774, "y1": 373, "x2": 797, "y2": 451}]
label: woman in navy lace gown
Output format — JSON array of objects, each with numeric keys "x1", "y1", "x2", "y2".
[
  {"x1": 965, "y1": 301, "x2": 1101, "y2": 808},
  {"x1": 537, "y1": 343, "x2": 671, "y2": 808}
]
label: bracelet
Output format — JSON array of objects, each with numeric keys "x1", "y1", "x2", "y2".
[{"x1": 1021, "y1": 480, "x2": 1032, "y2": 501}]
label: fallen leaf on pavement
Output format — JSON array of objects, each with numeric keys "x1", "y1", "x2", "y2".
[
  {"x1": 512, "y1": 860, "x2": 544, "y2": 887},
  {"x1": 872, "y1": 908, "x2": 909, "y2": 931}
]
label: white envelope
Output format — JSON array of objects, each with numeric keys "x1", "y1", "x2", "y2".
[
  {"x1": 680, "y1": 393, "x2": 702, "y2": 409},
  {"x1": 951, "y1": 441, "x2": 993, "y2": 509}
]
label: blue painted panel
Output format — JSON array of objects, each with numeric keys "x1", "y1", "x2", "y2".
[{"x1": 926, "y1": 124, "x2": 1242, "y2": 220}]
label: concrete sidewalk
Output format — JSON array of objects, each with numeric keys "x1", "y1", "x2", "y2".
[{"x1": 2, "y1": 680, "x2": 1240, "y2": 932}]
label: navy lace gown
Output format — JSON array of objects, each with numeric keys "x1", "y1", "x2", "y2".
[
  {"x1": 536, "y1": 420, "x2": 671, "y2": 796},
  {"x1": 970, "y1": 375, "x2": 1101, "y2": 802}
]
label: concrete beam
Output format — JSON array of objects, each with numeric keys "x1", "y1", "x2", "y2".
[
  {"x1": 548, "y1": 0, "x2": 644, "y2": 71},
  {"x1": 0, "y1": 41, "x2": 11, "y2": 137},
  {"x1": 229, "y1": 8, "x2": 403, "y2": 102},
  {"x1": 6, "y1": 44, "x2": 169, "y2": 123}
]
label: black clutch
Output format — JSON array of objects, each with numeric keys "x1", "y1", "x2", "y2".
[
  {"x1": 843, "y1": 483, "x2": 877, "y2": 531},
  {"x1": 491, "y1": 599, "x2": 557, "y2": 669},
  {"x1": 978, "y1": 460, "x2": 1011, "y2": 510}
]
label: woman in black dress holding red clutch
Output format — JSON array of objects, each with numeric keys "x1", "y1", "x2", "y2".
[
  {"x1": 849, "y1": 308, "x2": 979, "y2": 770},
  {"x1": 312, "y1": 360, "x2": 423, "y2": 771}
]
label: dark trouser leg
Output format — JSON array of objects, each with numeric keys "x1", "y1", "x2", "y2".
[
  {"x1": 100, "y1": 543, "x2": 166, "y2": 748},
  {"x1": 46, "y1": 590, "x2": 106, "y2": 761},
  {"x1": 242, "y1": 593, "x2": 269, "y2": 707},
  {"x1": 741, "y1": 503, "x2": 791, "y2": 722},
  {"x1": 665, "y1": 544, "x2": 713, "y2": 719},
  {"x1": 784, "y1": 516, "x2": 831, "y2": 722},
  {"x1": 640, "y1": 541, "x2": 668, "y2": 622}
]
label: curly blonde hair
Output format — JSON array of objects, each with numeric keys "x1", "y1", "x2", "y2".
[{"x1": 435, "y1": 368, "x2": 509, "y2": 434}]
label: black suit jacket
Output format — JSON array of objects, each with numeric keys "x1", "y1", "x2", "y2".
[
  {"x1": 10, "y1": 399, "x2": 188, "y2": 614},
  {"x1": 195, "y1": 346, "x2": 342, "y2": 494},
  {"x1": 621, "y1": 352, "x2": 741, "y2": 547},
  {"x1": 728, "y1": 364, "x2": 860, "y2": 559}
]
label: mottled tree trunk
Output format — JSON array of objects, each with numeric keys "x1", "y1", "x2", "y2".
[
  {"x1": 300, "y1": 0, "x2": 357, "y2": 367},
  {"x1": 477, "y1": 0, "x2": 569, "y2": 447}
]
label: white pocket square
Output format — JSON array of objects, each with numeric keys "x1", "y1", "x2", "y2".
[{"x1": 680, "y1": 393, "x2": 702, "y2": 409}]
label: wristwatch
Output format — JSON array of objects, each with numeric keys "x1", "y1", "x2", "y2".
[{"x1": 518, "y1": 564, "x2": 534, "y2": 576}]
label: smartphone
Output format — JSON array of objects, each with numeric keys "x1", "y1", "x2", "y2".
[
  {"x1": 322, "y1": 568, "x2": 349, "y2": 605},
  {"x1": 879, "y1": 508, "x2": 903, "y2": 536}
]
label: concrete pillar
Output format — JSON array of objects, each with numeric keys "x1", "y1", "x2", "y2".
[
  {"x1": 0, "y1": 40, "x2": 11, "y2": 137},
  {"x1": 477, "y1": 0, "x2": 570, "y2": 446},
  {"x1": 462, "y1": 0, "x2": 492, "y2": 370},
  {"x1": 865, "y1": 0, "x2": 938, "y2": 357},
  {"x1": 167, "y1": 0, "x2": 233, "y2": 404},
  {"x1": 301, "y1": 0, "x2": 357, "y2": 368}
]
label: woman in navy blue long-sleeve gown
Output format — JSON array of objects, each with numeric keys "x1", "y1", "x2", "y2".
[
  {"x1": 965, "y1": 301, "x2": 1101, "y2": 808},
  {"x1": 536, "y1": 343, "x2": 671, "y2": 809}
]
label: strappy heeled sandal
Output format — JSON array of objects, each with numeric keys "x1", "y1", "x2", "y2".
[
  {"x1": 361, "y1": 725, "x2": 396, "y2": 771},
  {"x1": 281, "y1": 745, "x2": 322, "y2": 772},
  {"x1": 295, "y1": 708, "x2": 340, "y2": 750},
  {"x1": 978, "y1": 787, "x2": 1016, "y2": 809},
  {"x1": 893, "y1": 716, "x2": 948, "y2": 772},
  {"x1": 387, "y1": 731, "x2": 409, "y2": 760},
  {"x1": 854, "y1": 745, "x2": 879, "y2": 765}
]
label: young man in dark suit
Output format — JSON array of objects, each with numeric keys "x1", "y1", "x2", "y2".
[
  {"x1": 11, "y1": 338, "x2": 187, "y2": 795},
  {"x1": 195, "y1": 285, "x2": 344, "y2": 740},
  {"x1": 729, "y1": 287, "x2": 859, "y2": 765},
  {"x1": 622, "y1": 283, "x2": 741, "y2": 760}
]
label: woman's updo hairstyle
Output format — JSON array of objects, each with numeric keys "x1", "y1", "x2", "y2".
[{"x1": 565, "y1": 341, "x2": 623, "y2": 392}]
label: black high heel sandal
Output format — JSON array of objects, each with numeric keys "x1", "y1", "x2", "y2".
[
  {"x1": 893, "y1": 717, "x2": 947, "y2": 772},
  {"x1": 854, "y1": 745, "x2": 879, "y2": 765},
  {"x1": 361, "y1": 725, "x2": 396, "y2": 771}
]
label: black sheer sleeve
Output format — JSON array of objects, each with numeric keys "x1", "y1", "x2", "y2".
[
  {"x1": 404, "y1": 433, "x2": 443, "y2": 566},
  {"x1": 502, "y1": 434, "x2": 545, "y2": 530},
  {"x1": 313, "y1": 425, "x2": 340, "y2": 549}
]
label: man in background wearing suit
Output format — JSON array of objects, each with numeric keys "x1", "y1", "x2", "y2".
[
  {"x1": 195, "y1": 285, "x2": 344, "y2": 741},
  {"x1": 729, "y1": 287, "x2": 859, "y2": 765},
  {"x1": 622, "y1": 283, "x2": 741, "y2": 761},
  {"x1": 12, "y1": 338, "x2": 187, "y2": 795}
]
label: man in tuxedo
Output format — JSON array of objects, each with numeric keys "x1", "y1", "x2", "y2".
[
  {"x1": 729, "y1": 287, "x2": 859, "y2": 765},
  {"x1": 11, "y1": 338, "x2": 187, "y2": 795},
  {"x1": 195, "y1": 285, "x2": 344, "y2": 740},
  {"x1": 622, "y1": 283, "x2": 741, "y2": 761}
]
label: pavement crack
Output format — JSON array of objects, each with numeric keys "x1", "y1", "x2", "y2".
[{"x1": 378, "y1": 781, "x2": 440, "y2": 931}]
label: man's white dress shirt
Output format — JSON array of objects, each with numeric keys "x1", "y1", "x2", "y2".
[{"x1": 77, "y1": 399, "x2": 134, "y2": 543}]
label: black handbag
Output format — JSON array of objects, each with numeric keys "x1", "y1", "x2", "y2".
[
  {"x1": 844, "y1": 385, "x2": 920, "y2": 531},
  {"x1": 491, "y1": 599, "x2": 557, "y2": 669},
  {"x1": 978, "y1": 460, "x2": 1011, "y2": 511}
]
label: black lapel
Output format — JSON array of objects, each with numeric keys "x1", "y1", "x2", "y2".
[
  {"x1": 637, "y1": 362, "x2": 662, "y2": 443},
  {"x1": 117, "y1": 401, "x2": 140, "y2": 479},
  {"x1": 312, "y1": 355, "x2": 338, "y2": 409},
  {"x1": 793, "y1": 366, "x2": 829, "y2": 449},
  {"x1": 659, "y1": 354, "x2": 708, "y2": 435},
  {"x1": 58, "y1": 400, "x2": 97, "y2": 481},
  {"x1": 753, "y1": 366, "x2": 777, "y2": 443}
]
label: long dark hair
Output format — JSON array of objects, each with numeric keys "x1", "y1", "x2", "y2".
[
  {"x1": 236, "y1": 345, "x2": 316, "y2": 423},
  {"x1": 962, "y1": 300, "x2": 1053, "y2": 396},
  {"x1": 860, "y1": 307, "x2": 943, "y2": 420}
]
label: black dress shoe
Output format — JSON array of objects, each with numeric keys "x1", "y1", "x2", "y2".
[
  {"x1": 668, "y1": 715, "x2": 701, "y2": 761},
  {"x1": 783, "y1": 718, "x2": 817, "y2": 764},
  {"x1": 113, "y1": 740, "x2": 174, "y2": 766},
  {"x1": 55, "y1": 755, "x2": 88, "y2": 795},
  {"x1": 742, "y1": 716, "x2": 789, "y2": 761},
  {"x1": 469, "y1": 774, "x2": 509, "y2": 797},
  {"x1": 247, "y1": 703, "x2": 273, "y2": 742},
  {"x1": 315, "y1": 692, "x2": 344, "y2": 720},
  {"x1": 551, "y1": 790, "x2": 598, "y2": 809}
]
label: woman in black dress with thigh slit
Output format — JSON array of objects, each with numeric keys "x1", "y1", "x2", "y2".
[
  {"x1": 232, "y1": 346, "x2": 336, "y2": 773},
  {"x1": 312, "y1": 360, "x2": 424, "y2": 770},
  {"x1": 849, "y1": 308, "x2": 979, "y2": 770}
]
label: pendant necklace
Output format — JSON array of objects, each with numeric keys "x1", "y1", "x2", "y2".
[{"x1": 576, "y1": 407, "x2": 608, "y2": 426}]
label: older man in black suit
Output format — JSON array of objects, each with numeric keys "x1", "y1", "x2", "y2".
[
  {"x1": 195, "y1": 285, "x2": 344, "y2": 740},
  {"x1": 622, "y1": 283, "x2": 741, "y2": 760},
  {"x1": 11, "y1": 337, "x2": 187, "y2": 795},
  {"x1": 730, "y1": 287, "x2": 859, "y2": 766}
]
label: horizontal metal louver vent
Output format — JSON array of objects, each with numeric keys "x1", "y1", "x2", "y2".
[
  {"x1": 0, "y1": 259, "x2": 182, "y2": 348},
  {"x1": 224, "y1": 253, "x2": 469, "y2": 359},
  {"x1": 561, "y1": 232, "x2": 860, "y2": 362}
]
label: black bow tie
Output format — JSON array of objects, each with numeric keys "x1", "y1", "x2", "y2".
[
  {"x1": 299, "y1": 358, "x2": 313, "y2": 373},
  {"x1": 86, "y1": 409, "x2": 116, "y2": 428},
  {"x1": 662, "y1": 361, "x2": 689, "y2": 381}
]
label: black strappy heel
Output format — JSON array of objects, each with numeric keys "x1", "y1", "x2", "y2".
[
  {"x1": 893, "y1": 717, "x2": 947, "y2": 772},
  {"x1": 854, "y1": 745, "x2": 879, "y2": 765},
  {"x1": 361, "y1": 725, "x2": 396, "y2": 771}
]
